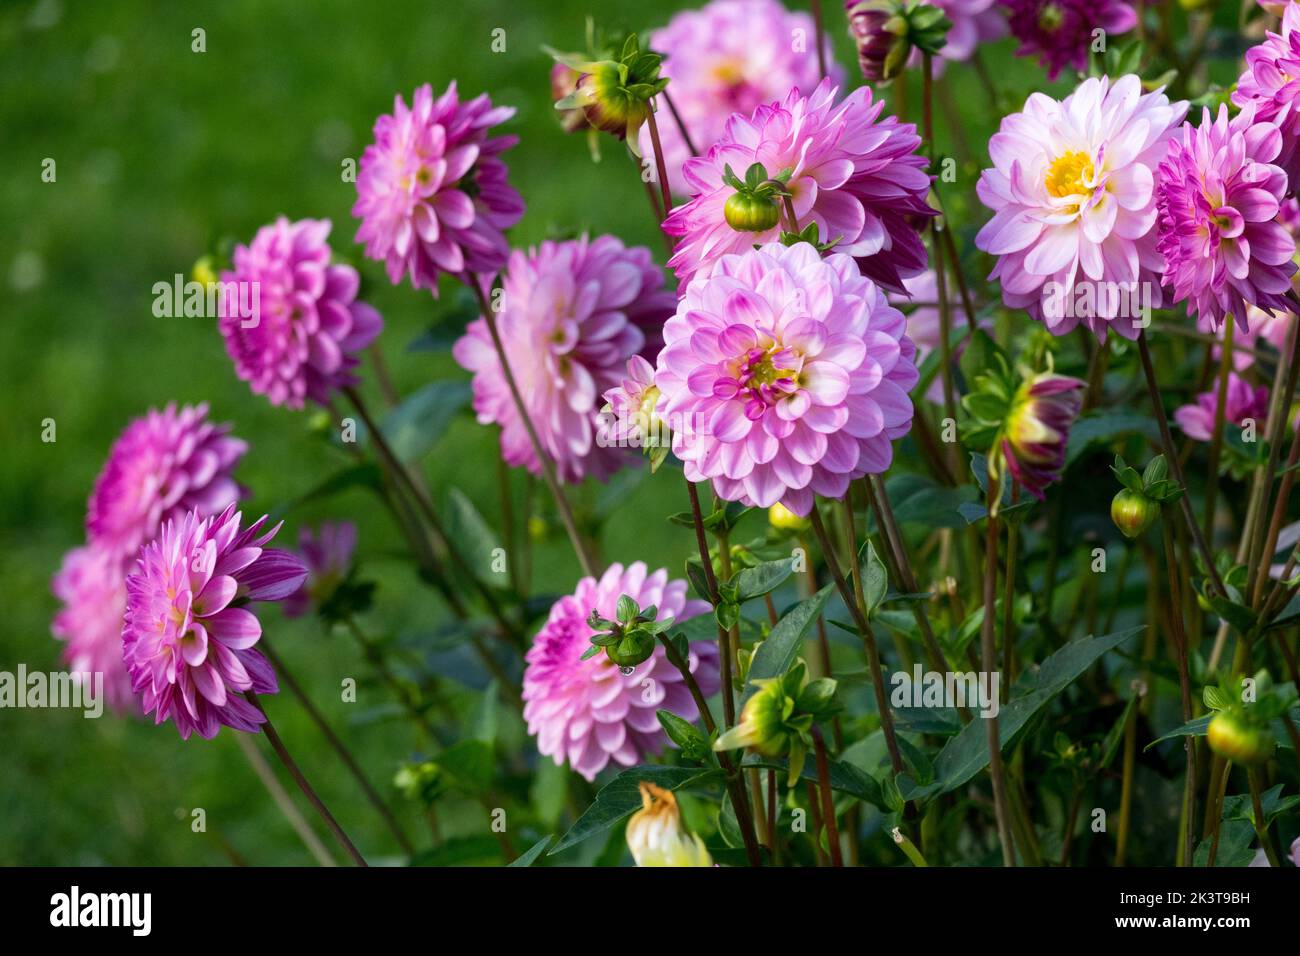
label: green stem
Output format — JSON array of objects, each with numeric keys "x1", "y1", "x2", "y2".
[
  {"x1": 980, "y1": 510, "x2": 1017, "y2": 866},
  {"x1": 1203, "y1": 317, "x2": 1233, "y2": 541},
  {"x1": 1249, "y1": 767, "x2": 1282, "y2": 867}
]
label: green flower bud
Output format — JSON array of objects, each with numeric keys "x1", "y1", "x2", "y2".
[
  {"x1": 1206, "y1": 712, "x2": 1276, "y2": 766},
  {"x1": 1111, "y1": 488, "x2": 1159, "y2": 539},
  {"x1": 724, "y1": 191, "x2": 782, "y2": 231}
]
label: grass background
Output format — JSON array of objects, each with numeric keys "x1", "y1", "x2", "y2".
[{"x1": 0, "y1": 0, "x2": 1242, "y2": 865}]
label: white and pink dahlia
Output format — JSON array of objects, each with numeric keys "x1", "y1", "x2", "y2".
[
  {"x1": 219, "y1": 217, "x2": 383, "y2": 409},
  {"x1": 522, "y1": 562, "x2": 717, "y2": 781},
  {"x1": 1234, "y1": 3, "x2": 1300, "y2": 189},
  {"x1": 86, "y1": 403, "x2": 247, "y2": 563},
  {"x1": 452, "y1": 236, "x2": 675, "y2": 484},
  {"x1": 635, "y1": 0, "x2": 839, "y2": 196},
  {"x1": 50, "y1": 544, "x2": 132, "y2": 711},
  {"x1": 353, "y1": 82, "x2": 525, "y2": 290},
  {"x1": 123, "y1": 505, "x2": 307, "y2": 740},
  {"x1": 976, "y1": 75, "x2": 1187, "y2": 340},
  {"x1": 664, "y1": 79, "x2": 934, "y2": 295},
  {"x1": 656, "y1": 241, "x2": 918, "y2": 515},
  {"x1": 1155, "y1": 105, "x2": 1297, "y2": 332}
]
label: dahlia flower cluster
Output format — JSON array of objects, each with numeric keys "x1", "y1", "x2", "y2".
[
  {"x1": 452, "y1": 235, "x2": 675, "y2": 484},
  {"x1": 1234, "y1": 3, "x2": 1300, "y2": 189},
  {"x1": 655, "y1": 241, "x2": 919, "y2": 515},
  {"x1": 976, "y1": 75, "x2": 1187, "y2": 341},
  {"x1": 52, "y1": 403, "x2": 248, "y2": 712},
  {"x1": 219, "y1": 217, "x2": 383, "y2": 409},
  {"x1": 123, "y1": 505, "x2": 306, "y2": 740},
  {"x1": 636, "y1": 0, "x2": 836, "y2": 195},
  {"x1": 522, "y1": 562, "x2": 718, "y2": 780},
  {"x1": 664, "y1": 79, "x2": 934, "y2": 295},
  {"x1": 353, "y1": 82, "x2": 525, "y2": 289}
]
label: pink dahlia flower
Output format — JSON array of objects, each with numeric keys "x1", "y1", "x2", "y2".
[
  {"x1": 522, "y1": 562, "x2": 717, "y2": 781},
  {"x1": 50, "y1": 545, "x2": 133, "y2": 711},
  {"x1": 931, "y1": 0, "x2": 1007, "y2": 63},
  {"x1": 1235, "y1": 4, "x2": 1300, "y2": 189},
  {"x1": 1155, "y1": 105, "x2": 1297, "y2": 333},
  {"x1": 976, "y1": 75, "x2": 1187, "y2": 340},
  {"x1": 452, "y1": 236, "x2": 674, "y2": 484},
  {"x1": 283, "y1": 521, "x2": 357, "y2": 618},
  {"x1": 635, "y1": 0, "x2": 839, "y2": 196},
  {"x1": 353, "y1": 82, "x2": 525, "y2": 290},
  {"x1": 123, "y1": 505, "x2": 307, "y2": 740},
  {"x1": 1002, "y1": 0, "x2": 1138, "y2": 81},
  {"x1": 1174, "y1": 373, "x2": 1271, "y2": 442},
  {"x1": 656, "y1": 241, "x2": 919, "y2": 515},
  {"x1": 86, "y1": 402, "x2": 247, "y2": 563},
  {"x1": 600, "y1": 355, "x2": 669, "y2": 452},
  {"x1": 664, "y1": 79, "x2": 934, "y2": 295},
  {"x1": 219, "y1": 217, "x2": 383, "y2": 409}
]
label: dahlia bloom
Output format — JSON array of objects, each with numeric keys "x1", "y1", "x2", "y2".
[
  {"x1": 452, "y1": 236, "x2": 674, "y2": 484},
  {"x1": 352, "y1": 82, "x2": 525, "y2": 290},
  {"x1": 219, "y1": 217, "x2": 383, "y2": 409},
  {"x1": 50, "y1": 545, "x2": 133, "y2": 711},
  {"x1": 626, "y1": 782, "x2": 714, "y2": 867},
  {"x1": 636, "y1": 0, "x2": 837, "y2": 196},
  {"x1": 283, "y1": 521, "x2": 357, "y2": 618},
  {"x1": 664, "y1": 79, "x2": 934, "y2": 295},
  {"x1": 1002, "y1": 0, "x2": 1138, "y2": 81},
  {"x1": 599, "y1": 355, "x2": 670, "y2": 456},
  {"x1": 86, "y1": 403, "x2": 246, "y2": 563},
  {"x1": 655, "y1": 241, "x2": 919, "y2": 515},
  {"x1": 522, "y1": 562, "x2": 718, "y2": 781},
  {"x1": 122, "y1": 505, "x2": 307, "y2": 740},
  {"x1": 976, "y1": 75, "x2": 1187, "y2": 341},
  {"x1": 1234, "y1": 3, "x2": 1300, "y2": 187},
  {"x1": 1174, "y1": 373, "x2": 1270, "y2": 442},
  {"x1": 999, "y1": 371, "x2": 1085, "y2": 500},
  {"x1": 1155, "y1": 105, "x2": 1297, "y2": 332}
]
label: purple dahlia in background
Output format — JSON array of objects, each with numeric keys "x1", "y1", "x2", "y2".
[
  {"x1": 665, "y1": 78, "x2": 934, "y2": 294},
  {"x1": 1174, "y1": 373, "x2": 1271, "y2": 442},
  {"x1": 123, "y1": 505, "x2": 307, "y2": 740},
  {"x1": 522, "y1": 562, "x2": 717, "y2": 781},
  {"x1": 655, "y1": 241, "x2": 919, "y2": 515},
  {"x1": 1155, "y1": 105, "x2": 1297, "y2": 333},
  {"x1": 636, "y1": 0, "x2": 839, "y2": 195},
  {"x1": 283, "y1": 521, "x2": 357, "y2": 618},
  {"x1": 1001, "y1": 0, "x2": 1138, "y2": 80},
  {"x1": 1234, "y1": 3, "x2": 1300, "y2": 192},
  {"x1": 353, "y1": 82, "x2": 524, "y2": 290},
  {"x1": 86, "y1": 402, "x2": 246, "y2": 563},
  {"x1": 219, "y1": 217, "x2": 383, "y2": 409},
  {"x1": 50, "y1": 544, "x2": 133, "y2": 711},
  {"x1": 452, "y1": 235, "x2": 674, "y2": 484}
]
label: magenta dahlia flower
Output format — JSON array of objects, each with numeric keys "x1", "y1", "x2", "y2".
[
  {"x1": 122, "y1": 505, "x2": 306, "y2": 740},
  {"x1": 1002, "y1": 0, "x2": 1138, "y2": 81},
  {"x1": 522, "y1": 562, "x2": 717, "y2": 780},
  {"x1": 219, "y1": 217, "x2": 382, "y2": 409},
  {"x1": 50, "y1": 545, "x2": 133, "y2": 711},
  {"x1": 1155, "y1": 104, "x2": 1297, "y2": 333},
  {"x1": 664, "y1": 78, "x2": 934, "y2": 295},
  {"x1": 86, "y1": 403, "x2": 246, "y2": 563},
  {"x1": 600, "y1": 355, "x2": 669, "y2": 454},
  {"x1": 1235, "y1": 4, "x2": 1300, "y2": 192},
  {"x1": 352, "y1": 82, "x2": 525, "y2": 290},
  {"x1": 635, "y1": 0, "x2": 839, "y2": 196},
  {"x1": 656, "y1": 241, "x2": 919, "y2": 515},
  {"x1": 975, "y1": 75, "x2": 1187, "y2": 340},
  {"x1": 452, "y1": 236, "x2": 674, "y2": 484},
  {"x1": 1174, "y1": 373, "x2": 1271, "y2": 442},
  {"x1": 1000, "y1": 371, "x2": 1085, "y2": 500},
  {"x1": 283, "y1": 521, "x2": 357, "y2": 618}
]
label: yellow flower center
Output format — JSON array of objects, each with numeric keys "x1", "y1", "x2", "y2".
[{"x1": 1045, "y1": 151, "x2": 1095, "y2": 199}]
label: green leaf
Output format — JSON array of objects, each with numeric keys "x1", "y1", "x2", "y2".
[
  {"x1": 550, "y1": 765, "x2": 723, "y2": 855},
  {"x1": 445, "y1": 488, "x2": 503, "y2": 587},
  {"x1": 742, "y1": 584, "x2": 834, "y2": 701},
  {"x1": 1203, "y1": 685, "x2": 1231, "y2": 712},
  {"x1": 882, "y1": 473, "x2": 977, "y2": 530},
  {"x1": 740, "y1": 753, "x2": 887, "y2": 810},
  {"x1": 733, "y1": 558, "x2": 795, "y2": 601},
  {"x1": 380, "y1": 380, "x2": 472, "y2": 462},
  {"x1": 1066, "y1": 410, "x2": 1160, "y2": 467},
  {"x1": 1100, "y1": 695, "x2": 1138, "y2": 770},
  {"x1": 433, "y1": 739, "x2": 494, "y2": 795},
  {"x1": 508, "y1": 835, "x2": 554, "y2": 867},
  {"x1": 899, "y1": 627, "x2": 1142, "y2": 800},
  {"x1": 1221, "y1": 784, "x2": 1300, "y2": 828},
  {"x1": 410, "y1": 835, "x2": 502, "y2": 866},
  {"x1": 272, "y1": 462, "x2": 383, "y2": 519},
  {"x1": 859, "y1": 541, "x2": 889, "y2": 616},
  {"x1": 1193, "y1": 822, "x2": 1256, "y2": 867}
]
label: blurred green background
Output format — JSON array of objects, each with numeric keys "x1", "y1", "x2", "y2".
[{"x1": 0, "y1": 0, "x2": 1241, "y2": 866}]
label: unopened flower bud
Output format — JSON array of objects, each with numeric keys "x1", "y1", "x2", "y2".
[
  {"x1": 1207, "y1": 712, "x2": 1276, "y2": 766},
  {"x1": 1111, "y1": 489, "x2": 1159, "y2": 539},
  {"x1": 626, "y1": 781, "x2": 713, "y2": 867},
  {"x1": 550, "y1": 62, "x2": 590, "y2": 134},
  {"x1": 769, "y1": 502, "x2": 811, "y2": 532},
  {"x1": 999, "y1": 371, "x2": 1085, "y2": 501}
]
